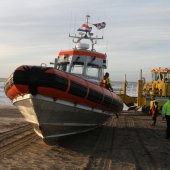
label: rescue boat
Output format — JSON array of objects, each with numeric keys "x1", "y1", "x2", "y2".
[{"x1": 4, "y1": 16, "x2": 123, "y2": 143}]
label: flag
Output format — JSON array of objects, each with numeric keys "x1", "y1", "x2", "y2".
[
  {"x1": 93, "y1": 22, "x2": 106, "y2": 30},
  {"x1": 77, "y1": 23, "x2": 92, "y2": 32}
]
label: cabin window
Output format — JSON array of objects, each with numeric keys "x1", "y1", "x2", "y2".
[
  {"x1": 71, "y1": 62, "x2": 84, "y2": 74},
  {"x1": 167, "y1": 73, "x2": 170, "y2": 82},
  {"x1": 86, "y1": 65, "x2": 99, "y2": 78},
  {"x1": 168, "y1": 73, "x2": 170, "y2": 79},
  {"x1": 152, "y1": 72, "x2": 159, "y2": 81},
  {"x1": 163, "y1": 72, "x2": 170, "y2": 81},
  {"x1": 57, "y1": 63, "x2": 70, "y2": 72}
]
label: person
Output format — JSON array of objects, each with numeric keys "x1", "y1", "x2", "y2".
[
  {"x1": 102, "y1": 72, "x2": 113, "y2": 92},
  {"x1": 149, "y1": 95, "x2": 159, "y2": 126},
  {"x1": 161, "y1": 97, "x2": 170, "y2": 139}
]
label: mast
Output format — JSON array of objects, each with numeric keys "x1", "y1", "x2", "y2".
[
  {"x1": 86, "y1": 14, "x2": 90, "y2": 24},
  {"x1": 69, "y1": 15, "x2": 103, "y2": 51}
]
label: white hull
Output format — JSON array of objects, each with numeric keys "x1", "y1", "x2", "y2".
[{"x1": 13, "y1": 94, "x2": 114, "y2": 141}]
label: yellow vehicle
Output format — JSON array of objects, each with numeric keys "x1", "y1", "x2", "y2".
[
  {"x1": 118, "y1": 68, "x2": 170, "y2": 113},
  {"x1": 138, "y1": 68, "x2": 170, "y2": 113}
]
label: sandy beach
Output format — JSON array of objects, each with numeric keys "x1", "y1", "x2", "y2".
[{"x1": 0, "y1": 105, "x2": 170, "y2": 170}]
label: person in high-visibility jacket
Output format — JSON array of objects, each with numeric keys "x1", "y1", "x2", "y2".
[
  {"x1": 150, "y1": 95, "x2": 159, "y2": 126},
  {"x1": 162, "y1": 97, "x2": 170, "y2": 139},
  {"x1": 102, "y1": 72, "x2": 113, "y2": 92}
]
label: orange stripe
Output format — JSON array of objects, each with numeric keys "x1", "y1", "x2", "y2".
[
  {"x1": 151, "y1": 68, "x2": 170, "y2": 73},
  {"x1": 7, "y1": 85, "x2": 121, "y2": 112},
  {"x1": 58, "y1": 50, "x2": 107, "y2": 59},
  {"x1": 7, "y1": 85, "x2": 28, "y2": 100},
  {"x1": 6, "y1": 66, "x2": 122, "y2": 112}
]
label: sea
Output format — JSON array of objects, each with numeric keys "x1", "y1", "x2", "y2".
[
  {"x1": 0, "y1": 78, "x2": 12, "y2": 106},
  {"x1": 0, "y1": 79, "x2": 137, "y2": 106}
]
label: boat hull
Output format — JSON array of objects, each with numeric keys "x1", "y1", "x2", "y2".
[
  {"x1": 4, "y1": 65, "x2": 123, "y2": 143},
  {"x1": 13, "y1": 94, "x2": 112, "y2": 141}
]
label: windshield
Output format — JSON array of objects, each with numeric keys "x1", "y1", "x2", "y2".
[
  {"x1": 152, "y1": 72, "x2": 170, "y2": 81},
  {"x1": 152, "y1": 72, "x2": 159, "y2": 81},
  {"x1": 168, "y1": 73, "x2": 170, "y2": 79},
  {"x1": 164, "y1": 72, "x2": 170, "y2": 81},
  {"x1": 57, "y1": 63, "x2": 70, "y2": 72},
  {"x1": 86, "y1": 65, "x2": 99, "y2": 78},
  {"x1": 71, "y1": 62, "x2": 84, "y2": 74}
]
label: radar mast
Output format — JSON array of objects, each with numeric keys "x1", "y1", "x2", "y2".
[{"x1": 69, "y1": 15, "x2": 103, "y2": 51}]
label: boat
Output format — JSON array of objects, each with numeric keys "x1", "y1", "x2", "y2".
[{"x1": 4, "y1": 15, "x2": 123, "y2": 144}]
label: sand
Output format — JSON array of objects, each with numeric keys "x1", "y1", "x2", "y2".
[{"x1": 0, "y1": 105, "x2": 170, "y2": 170}]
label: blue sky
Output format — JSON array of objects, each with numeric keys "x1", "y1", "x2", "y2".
[{"x1": 0, "y1": 0, "x2": 170, "y2": 81}]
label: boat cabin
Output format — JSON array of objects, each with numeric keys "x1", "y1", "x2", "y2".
[{"x1": 53, "y1": 33, "x2": 107, "y2": 84}]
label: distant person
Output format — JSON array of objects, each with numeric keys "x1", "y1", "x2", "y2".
[
  {"x1": 149, "y1": 95, "x2": 159, "y2": 126},
  {"x1": 102, "y1": 72, "x2": 113, "y2": 92},
  {"x1": 161, "y1": 97, "x2": 170, "y2": 139}
]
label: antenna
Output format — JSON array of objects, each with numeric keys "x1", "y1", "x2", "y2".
[
  {"x1": 86, "y1": 14, "x2": 90, "y2": 24},
  {"x1": 69, "y1": 15, "x2": 103, "y2": 51}
]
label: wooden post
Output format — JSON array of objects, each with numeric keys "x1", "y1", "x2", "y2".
[{"x1": 137, "y1": 69, "x2": 143, "y2": 106}]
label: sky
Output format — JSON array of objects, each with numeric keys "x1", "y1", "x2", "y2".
[{"x1": 0, "y1": 0, "x2": 170, "y2": 81}]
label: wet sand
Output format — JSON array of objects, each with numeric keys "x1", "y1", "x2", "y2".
[{"x1": 0, "y1": 105, "x2": 170, "y2": 169}]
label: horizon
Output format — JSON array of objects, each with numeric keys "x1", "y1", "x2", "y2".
[{"x1": 0, "y1": 77, "x2": 139, "y2": 83}]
